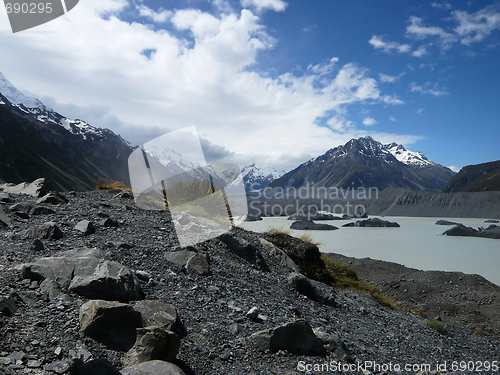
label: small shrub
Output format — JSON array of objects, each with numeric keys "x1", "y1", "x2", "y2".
[
  {"x1": 297, "y1": 233, "x2": 323, "y2": 247},
  {"x1": 96, "y1": 180, "x2": 132, "y2": 192},
  {"x1": 426, "y1": 320, "x2": 448, "y2": 335},
  {"x1": 409, "y1": 310, "x2": 428, "y2": 319},
  {"x1": 267, "y1": 227, "x2": 291, "y2": 235}
]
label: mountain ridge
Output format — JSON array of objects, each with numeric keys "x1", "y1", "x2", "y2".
[
  {"x1": 442, "y1": 160, "x2": 500, "y2": 193},
  {"x1": 269, "y1": 136, "x2": 455, "y2": 191},
  {"x1": 0, "y1": 73, "x2": 133, "y2": 191}
]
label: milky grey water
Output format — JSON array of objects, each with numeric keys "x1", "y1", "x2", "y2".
[{"x1": 239, "y1": 216, "x2": 500, "y2": 286}]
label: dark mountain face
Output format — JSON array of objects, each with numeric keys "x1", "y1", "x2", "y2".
[
  {"x1": 442, "y1": 160, "x2": 500, "y2": 193},
  {"x1": 0, "y1": 93, "x2": 133, "y2": 191},
  {"x1": 269, "y1": 137, "x2": 455, "y2": 191}
]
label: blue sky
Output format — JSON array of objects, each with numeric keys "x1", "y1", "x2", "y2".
[{"x1": 1, "y1": 0, "x2": 499, "y2": 171}]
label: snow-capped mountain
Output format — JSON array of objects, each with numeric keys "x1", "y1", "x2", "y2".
[
  {"x1": 241, "y1": 163, "x2": 285, "y2": 191},
  {"x1": 270, "y1": 137, "x2": 455, "y2": 191},
  {"x1": 0, "y1": 72, "x2": 133, "y2": 190},
  {"x1": 384, "y1": 142, "x2": 433, "y2": 168},
  {"x1": 0, "y1": 72, "x2": 127, "y2": 144}
]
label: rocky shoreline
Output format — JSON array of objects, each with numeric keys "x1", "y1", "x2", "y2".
[{"x1": 0, "y1": 186, "x2": 499, "y2": 374}]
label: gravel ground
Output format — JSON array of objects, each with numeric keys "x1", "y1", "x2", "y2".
[{"x1": 0, "y1": 189, "x2": 499, "y2": 375}]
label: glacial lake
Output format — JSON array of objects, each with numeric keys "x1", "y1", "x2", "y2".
[{"x1": 238, "y1": 216, "x2": 500, "y2": 287}]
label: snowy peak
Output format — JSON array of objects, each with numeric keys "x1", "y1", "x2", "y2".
[
  {"x1": 384, "y1": 142, "x2": 434, "y2": 167},
  {"x1": 0, "y1": 72, "x2": 46, "y2": 110},
  {"x1": 241, "y1": 163, "x2": 285, "y2": 181},
  {"x1": 240, "y1": 164, "x2": 285, "y2": 191},
  {"x1": 0, "y1": 72, "x2": 128, "y2": 145}
]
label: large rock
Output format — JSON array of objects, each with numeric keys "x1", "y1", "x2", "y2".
[
  {"x1": 290, "y1": 220, "x2": 338, "y2": 230},
  {"x1": 186, "y1": 253, "x2": 211, "y2": 276},
  {"x1": 164, "y1": 250, "x2": 211, "y2": 276},
  {"x1": 74, "y1": 220, "x2": 96, "y2": 235},
  {"x1": 22, "y1": 248, "x2": 103, "y2": 289},
  {"x1": 259, "y1": 238, "x2": 300, "y2": 273},
  {"x1": 24, "y1": 222, "x2": 64, "y2": 240},
  {"x1": 70, "y1": 358, "x2": 121, "y2": 375},
  {"x1": 22, "y1": 248, "x2": 142, "y2": 302},
  {"x1": 30, "y1": 206, "x2": 57, "y2": 215},
  {"x1": 218, "y1": 233, "x2": 269, "y2": 271},
  {"x1": 124, "y1": 326, "x2": 180, "y2": 366},
  {"x1": 342, "y1": 218, "x2": 400, "y2": 228},
  {"x1": 248, "y1": 320, "x2": 325, "y2": 355},
  {"x1": 443, "y1": 224, "x2": 500, "y2": 239},
  {"x1": 0, "y1": 296, "x2": 16, "y2": 316},
  {"x1": 9, "y1": 202, "x2": 34, "y2": 213},
  {"x1": 36, "y1": 192, "x2": 68, "y2": 205},
  {"x1": 478, "y1": 225, "x2": 500, "y2": 239},
  {"x1": 79, "y1": 300, "x2": 142, "y2": 351},
  {"x1": 133, "y1": 301, "x2": 179, "y2": 333},
  {"x1": 288, "y1": 213, "x2": 341, "y2": 221},
  {"x1": 288, "y1": 273, "x2": 338, "y2": 307},
  {"x1": 443, "y1": 224, "x2": 478, "y2": 237},
  {"x1": 69, "y1": 260, "x2": 143, "y2": 302},
  {"x1": 0, "y1": 206, "x2": 10, "y2": 228},
  {"x1": 121, "y1": 360, "x2": 186, "y2": 375},
  {"x1": 1, "y1": 178, "x2": 45, "y2": 196},
  {"x1": 435, "y1": 219, "x2": 461, "y2": 226}
]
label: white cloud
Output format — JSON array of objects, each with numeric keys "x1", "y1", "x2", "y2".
[
  {"x1": 453, "y1": 6, "x2": 500, "y2": 45},
  {"x1": 412, "y1": 45, "x2": 428, "y2": 57},
  {"x1": 410, "y1": 82, "x2": 449, "y2": 97},
  {"x1": 369, "y1": 35, "x2": 412, "y2": 54},
  {"x1": 362, "y1": 117, "x2": 378, "y2": 126},
  {"x1": 431, "y1": 2, "x2": 452, "y2": 10},
  {"x1": 240, "y1": 0, "x2": 287, "y2": 13},
  {"x1": 447, "y1": 165, "x2": 460, "y2": 173},
  {"x1": 136, "y1": 5, "x2": 172, "y2": 23},
  {"x1": 0, "y1": 0, "x2": 417, "y2": 171},
  {"x1": 406, "y1": 16, "x2": 456, "y2": 48},
  {"x1": 389, "y1": 116, "x2": 397, "y2": 122},
  {"x1": 379, "y1": 72, "x2": 405, "y2": 83},
  {"x1": 416, "y1": 108, "x2": 424, "y2": 115}
]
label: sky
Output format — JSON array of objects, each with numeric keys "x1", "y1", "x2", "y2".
[{"x1": 1, "y1": 0, "x2": 500, "y2": 172}]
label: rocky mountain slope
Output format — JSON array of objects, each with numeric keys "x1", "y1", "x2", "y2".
[
  {"x1": 269, "y1": 137, "x2": 455, "y2": 191},
  {"x1": 0, "y1": 183, "x2": 499, "y2": 374},
  {"x1": 325, "y1": 253, "x2": 500, "y2": 338},
  {"x1": 442, "y1": 160, "x2": 500, "y2": 193},
  {"x1": 0, "y1": 73, "x2": 133, "y2": 191}
]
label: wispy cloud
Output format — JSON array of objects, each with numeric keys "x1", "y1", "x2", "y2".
[
  {"x1": 240, "y1": 0, "x2": 287, "y2": 12},
  {"x1": 369, "y1": 35, "x2": 412, "y2": 54},
  {"x1": 136, "y1": 5, "x2": 172, "y2": 23},
  {"x1": 406, "y1": 16, "x2": 456, "y2": 48},
  {"x1": 431, "y1": 2, "x2": 452, "y2": 10},
  {"x1": 389, "y1": 116, "x2": 397, "y2": 122},
  {"x1": 453, "y1": 5, "x2": 500, "y2": 45},
  {"x1": 410, "y1": 82, "x2": 449, "y2": 97},
  {"x1": 379, "y1": 72, "x2": 405, "y2": 83}
]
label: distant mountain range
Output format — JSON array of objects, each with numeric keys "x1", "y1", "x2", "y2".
[
  {"x1": 269, "y1": 136, "x2": 456, "y2": 191},
  {"x1": 4, "y1": 72, "x2": 497, "y2": 196},
  {"x1": 442, "y1": 160, "x2": 500, "y2": 193},
  {"x1": 0, "y1": 72, "x2": 133, "y2": 191}
]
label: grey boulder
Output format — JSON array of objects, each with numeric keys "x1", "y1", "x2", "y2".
[
  {"x1": 124, "y1": 326, "x2": 180, "y2": 366},
  {"x1": 24, "y1": 222, "x2": 63, "y2": 240},
  {"x1": 79, "y1": 300, "x2": 142, "y2": 351},
  {"x1": 121, "y1": 360, "x2": 186, "y2": 375},
  {"x1": 69, "y1": 260, "x2": 143, "y2": 302},
  {"x1": 248, "y1": 319, "x2": 325, "y2": 355}
]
